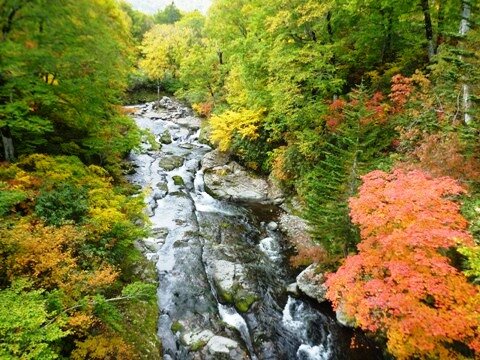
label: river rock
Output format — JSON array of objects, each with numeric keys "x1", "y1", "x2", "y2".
[
  {"x1": 159, "y1": 130, "x2": 172, "y2": 144},
  {"x1": 153, "y1": 183, "x2": 168, "y2": 200},
  {"x1": 296, "y1": 264, "x2": 327, "y2": 303},
  {"x1": 210, "y1": 260, "x2": 257, "y2": 312},
  {"x1": 266, "y1": 221, "x2": 278, "y2": 231},
  {"x1": 207, "y1": 336, "x2": 247, "y2": 359},
  {"x1": 158, "y1": 96, "x2": 180, "y2": 111},
  {"x1": 173, "y1": 115, "x2": 201, "y2": 130},
  {"x1": 182, "y1": 330, "x2": 215, "y2": 348},
  {"x1": 159, "y1": 155, "x2": 184, "y2": 171},
  {"x1": 286, "y1": 282, "x2": 300, "y2": 296},
  {"x1": 202, "y1": 151, "x2": 284, "y2": 205},
  {"x1": 201, "y1": 149, "x2": 230, "y2": 169}
]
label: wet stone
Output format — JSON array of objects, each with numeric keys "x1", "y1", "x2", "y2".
[
  {"x1": 160, "y1": 130, "x2": 173, "y2": 144},
  {"x1": 159, "y1": 156, "x2": 184, "y2": 171}
]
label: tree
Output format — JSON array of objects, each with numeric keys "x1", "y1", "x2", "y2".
[
  {"x1": 140, "y1": 23, "x2": 193, "y2": 96},
  {"x1": 0, "y1": 280, "x2": 66, "y2": 359},
  {"x1": 302, "y1": 88, "x2": 394, "y2": 257},
  {"x1": 0, "y1": 0, "x2": 138, "y2": 163},
  {"x1": 153, "y1": 2, "x2": 182, "y2": 25},
  {"x1": 119, "y1": 1, "x2": 154, "y2": 42},
  {"x1": 326, "y1": 169, "x2": 480, "y2": 359}
]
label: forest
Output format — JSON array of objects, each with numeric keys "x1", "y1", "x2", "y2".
[{"x1": 1, "y1": 0, "x2": 480, "y2": 359}]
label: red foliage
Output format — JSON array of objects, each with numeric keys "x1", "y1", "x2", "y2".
[
  {"x1": 325, "y1": 99, "x2": 347, "y2": 130},
  {"x1": 389, "y1": 74, "x2": 413, "y2": 111},
  {"x1": 192, "y1": 101, "x2": 214, "y2": 118},
  {"x1": 324, "y1": 91, "x2": 391, "y2": 130},
  {"x1": 326, "y1": 169, "x2": 480, "y2": 359}
]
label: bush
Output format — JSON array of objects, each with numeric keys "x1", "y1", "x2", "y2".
[{"x1": 35, "y1": 183, "x2": 88, "y2": 226}]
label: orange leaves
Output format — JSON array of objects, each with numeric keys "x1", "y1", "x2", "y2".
[
  {"x1": 389, "y1": 74, "x2": 413, "y2": 110},
  {"x1": 192, "y1": 101, "x2": 214, "y2": 118},
  {"x1": 326, "y1": 169, "x2": 480, "y2": 359},
  {"x1": 3, "y1": 221, "x2": 118, "y2": 295}
]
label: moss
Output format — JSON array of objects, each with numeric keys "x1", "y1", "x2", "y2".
[
  {"x1": 218, "y1": 288, "x2": 234, "y2": 304},
  {"x1": 190, "y1": 340, "x2": 207, "y2": 351},
  {"x1": 172, "y1": 175, "x2": 185, "y2": 186},
  {"x1": 171, "y1": 321, "x2": 184, "y2": 333},
  {"x1": 120, "y1": 257, "x2": 162, "y2": 359},
  {"x1": 234, "y1": 293, "x2": 258, "y2": 313}
]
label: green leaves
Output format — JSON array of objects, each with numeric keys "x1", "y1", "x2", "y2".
[
  {"x1": 0, "y1": 0, "x2": 137, "y2": 162},
  {"x1": 35, "y1": 184, "x2": 88, "y2": 226},
  {"x1": 0, "y1": 280, "x2": 66, "y2": 360}
]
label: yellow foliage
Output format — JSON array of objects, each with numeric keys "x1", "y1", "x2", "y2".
[
  {"x1": 4, "y1": 222, "x2": 83, "y2": 290},
  {"x1": 140, "y1": 24, "x2": 193, "y2": 81},
  {"x1": 209, "y1": 108, "x2": 263, "y2": 151},
  {"x1": 72, "y1": 333, "x2": 137, "y2": 360},
  {"x1": 271, "y1": 146, "x2": 291, "y2": 181},
  {"x1": 68, "y1": 312, "x2": 96, "y2": 334}
]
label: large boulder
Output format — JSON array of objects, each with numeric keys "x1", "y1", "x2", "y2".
[
  {"x1": 202, "y1": 150, "x2": 284, "y2": 205},
  {"x1": 295, "y1": 264, "x2": 327, "y2": 303}
]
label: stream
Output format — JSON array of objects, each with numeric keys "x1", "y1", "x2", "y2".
[{"x1": 127, "y1": 98, "x2": 383, "y2": 360}]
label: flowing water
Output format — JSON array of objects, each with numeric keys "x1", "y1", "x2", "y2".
[{"x1": 127, "y1": 99, "x2": 383, "y2": 360}]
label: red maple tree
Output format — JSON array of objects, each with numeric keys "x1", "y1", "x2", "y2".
[{"x1": 326, "y1": 169, "x2": 480, "y2": 359}]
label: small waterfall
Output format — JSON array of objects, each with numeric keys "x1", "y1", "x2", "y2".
[
  {"x1": 218, "y1": 304, "x2": 258, "y2": 360},
  {"x1": 282, "y1": 297, "x2": 334, "y2": 360}
]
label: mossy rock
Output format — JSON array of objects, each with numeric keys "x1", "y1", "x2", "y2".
[
  {"x1": 218, "y1": 288, "x2": 234, "y2": 304},
  {"x1": 191, "y1": 340, "x2": 207, "y2": 351},
  {"x1": 121, "y1": 258, "x2": 162, "y2": 359},
  {"x1": 156, "y1": 182, "x2": 168, "y2": 193},
  {"x1": 234, "y1": 293, "x2": 258, "y2": 313},
  {"x1": 159, "y1": 130, "x2": 172, "y2": 144},
  {"x1": 159, "y1": 156, "x2": 184, "y2": 171},
  {"x1": 172, "y1": 175, "x2": 185, "y2": 186},
  {"x1": 171, "y1": 321, "x2": 184, "y2": 333}
]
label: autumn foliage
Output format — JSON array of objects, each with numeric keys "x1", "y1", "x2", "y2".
[{"x1": 326, "y1": 169, "x2": 480, "y2": 359}]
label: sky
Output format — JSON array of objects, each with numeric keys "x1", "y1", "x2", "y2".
[{"x1": 126, "y1": 0, "x2": 212, "y2": 14}]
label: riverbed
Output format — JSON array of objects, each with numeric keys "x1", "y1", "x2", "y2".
[{"x1": 127, "y1": 98, "x2": 383, "y2": 360}]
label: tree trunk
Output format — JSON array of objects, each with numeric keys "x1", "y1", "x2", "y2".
[
  {"x1": 380, "y1": 7, "x2": 394, "y2": 64},
  {"x1": 217, "y1": 49, "x2": 223, "y2": 65},
  {"x1": 326, "y1": 11, "x2": 334, "y2": 44},
  {"x1": 459, "y1": 0, "x2": 472, "y2": 124},
  {"x1": 1, "y1": 126, "x2": 15, "y2": 162},
  {"x1": 420, "y1": 0, "x2": 435, "y2": 60},
  {"x1": 459, "y1": 0, "x2": 471, "y2": 36}
]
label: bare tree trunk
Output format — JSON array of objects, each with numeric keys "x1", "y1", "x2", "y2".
[
  {"x1": 420, "y1": 0, "x2": 435, "y2": 60},
  {"x1": 1, "y1": 126, "x2": 15, "y2": 162},
  {"x1": 459, "y1": 0, "x2": 472, "y2": 124}
]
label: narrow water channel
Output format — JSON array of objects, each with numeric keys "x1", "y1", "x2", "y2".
[{"x1": 127, "y1": 98, "x2": 383, "y2": 360}]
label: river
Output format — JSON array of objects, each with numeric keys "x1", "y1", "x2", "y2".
[{"x1": 127, "y1": 98, "x2": 383, "y2": 360}]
